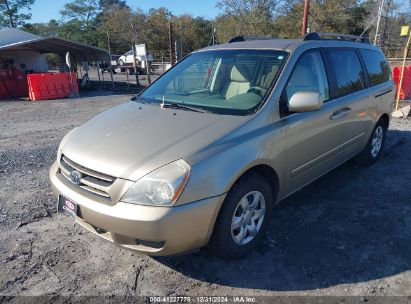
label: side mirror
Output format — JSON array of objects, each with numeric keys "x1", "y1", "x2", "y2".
[{"x1": 288, "y1": 91, "x2": 323, "y2": 112}]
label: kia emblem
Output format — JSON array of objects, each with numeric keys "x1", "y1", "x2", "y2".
[
  {"x1": 69, "y1": 170, "x2": 82, "y2": 185},
  {"x1": 65, "y1": 200, "x2": 75, "y2": 211}
]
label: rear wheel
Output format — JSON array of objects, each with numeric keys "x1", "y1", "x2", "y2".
[
  {"x1": 356, "y1": 119, "x2": 387, "y2": 165},
  {"x1": 208, "y1": 174, "x2": 274, "y2": 259}
]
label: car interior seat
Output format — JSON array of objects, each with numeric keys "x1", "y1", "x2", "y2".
[
  {"x1": 225, "y1": 65, "x2": 251, "y2": 99},
  {"x1": 262, "y1": 65, "x2": 279, "y2": 89}
]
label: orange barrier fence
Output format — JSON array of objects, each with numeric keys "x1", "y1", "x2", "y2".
[
  {"x1": 0, "y1": 68, "x2": 28, "y2": 99},
  {"x1": 27, "y1": 72, "x2": 79, "y2": 101},
  {"x1": 392, "y1": 66, "x2": 411, "y2": 100}
]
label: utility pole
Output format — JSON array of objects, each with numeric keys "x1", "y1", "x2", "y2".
[
  {"x1": 374, "y1": 0, "x2": 384, "y2": 45},
  {"x1": 168, "y1": 21, "x2": 175, "y2": 66},
  {"x1": 212, "y1": 27, "x2": 216, "y2": 45},
  {"x1": 106, "y1": 31, "x2": 111, "y2": 55},
  {"x1": 381, "y1": 0, "x2": 393, "y2": 50},
  {"x1": 301, "y1": 0, "x2": 310, "y2": 36},
  {"x1": 131, "y1": 24, "x2": 139, "y2": 86}
]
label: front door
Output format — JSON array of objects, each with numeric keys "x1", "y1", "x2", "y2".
[{"x1": 281, "y1": 50, "x2": 349, "y2": 195}]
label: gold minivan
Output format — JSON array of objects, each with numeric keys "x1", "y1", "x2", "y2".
[{"x1": 50, "y1": 33, "x2": 394, "y2": 258}]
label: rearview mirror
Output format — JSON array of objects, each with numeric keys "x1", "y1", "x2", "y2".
[{"x1": 288, "y1": 91, "x2": 323, "y2": 112}]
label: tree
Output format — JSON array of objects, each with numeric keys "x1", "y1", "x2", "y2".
[
  {"x1": 60, "y1": 0, "x2": 100, "y2": 44},
  {"x1": 100, "y1": 6, "x2": 145, "y2": 53},
  {"x1": 145, "y1": 8, "x2": 171, "y2": 51},
  {"x1": 98, "y1": 0, "x2": 127, "y2": 10},
  {"x1": 22, "y1": 19, "x2": 60, "y2": 37},
  {"x1": 0, "y1": 0, "x2": 35, "y2": 28},
  {"x1": 216, "y1": 0, "x2": 281, "y2": 17},
  {"x1": 272, "y1": 0, "x2": 304, "y2": 38},
  {"x1": 308, "y1": 0, "x2": 369, "y2": 35},
  {"x1": 215, "y1": 0, "x2": 281, "y2": 41},
  {"x1": 272, "y1": 0, "x2": 371, "y2": 39},
  {"x1": 172, "y1": 15, "x2": 213, "y2": 55},
  {"x1": 60, "y1": 0, "x2": 98, "y2": 29}
]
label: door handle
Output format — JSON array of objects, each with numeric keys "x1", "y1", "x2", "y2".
[{"x1": 330, "y1": 107, "x2": 351, "y2": 120}]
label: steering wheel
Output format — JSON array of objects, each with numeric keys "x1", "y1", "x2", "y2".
[{"x1": 247, "y1": 86, "x2": 267, "y2": 95}]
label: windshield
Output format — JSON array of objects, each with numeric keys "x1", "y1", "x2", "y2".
[{"x1": 141, "y1": 49, "x2": 288, "y2": 115}]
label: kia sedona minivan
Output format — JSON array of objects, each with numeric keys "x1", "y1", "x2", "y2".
[{"x1": 50, "y1": 33, "x2": 394, "y2": 258}]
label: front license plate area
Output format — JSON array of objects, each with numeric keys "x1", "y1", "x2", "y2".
[{"x1": 58, "y1": 195, "x2": 77, "y2": 218}]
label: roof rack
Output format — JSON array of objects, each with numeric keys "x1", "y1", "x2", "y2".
[
  {"x1": 303, "y1": 32, "x2": 370, "y2": 44},
  {"x1": 227, "y1": 35, "x2": 276, "y2": 43}
]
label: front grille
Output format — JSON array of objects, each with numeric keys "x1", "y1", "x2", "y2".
[{"x1": 59, "y1": 155, "x2": 115, "y2": 200}]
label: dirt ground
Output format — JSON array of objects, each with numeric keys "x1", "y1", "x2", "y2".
[{"x1": 0, "y1": 91, "x2": 410, "y2": 302}]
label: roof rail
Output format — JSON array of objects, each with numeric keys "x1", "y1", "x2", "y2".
[
  {"x1": 303, "y1": 32, "x2": 370, "y2": 44},
  {"x1": 227, "y1": 35, "x2": 276, "y2": 43}
]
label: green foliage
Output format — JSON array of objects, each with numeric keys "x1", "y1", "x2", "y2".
[
  {"x1": 0, "y1": 0, "x2": 35, "y2": 28},
  {"x1": 216, "y1": 0, "x2": 280, "y2": 18},
  {"x1": 98, "y1": 0, "x2": 127, "y2": 10},
  {"x1": 308, "y1": 0, "x2": 370, "y2": 35},
  {"x1": 215, "y1": 0, "x2": 279, "y2": 42},
  {"x1": 171, "y1": 15, "x2": 213, "y2": 54},
  {"x1": 22, "y1": 19, "x2": 59, "y2": 36},
  {"x1": 272, "y1": 1, "x2": 304, "y2": 38},
  {"x1": 145, "y1": 8, "x2": 172, "y2": 51}
]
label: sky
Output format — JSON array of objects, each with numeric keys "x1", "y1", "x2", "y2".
[{"x1": 30, "y1": 0, "x2": 220, "y2": 24}]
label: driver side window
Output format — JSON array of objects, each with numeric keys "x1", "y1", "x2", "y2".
[{"x1": 281, "y1": 51, "x2": 329, "y2": 116}]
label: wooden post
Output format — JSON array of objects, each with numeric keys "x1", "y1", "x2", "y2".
[
  {"x1": 169, "y1": 21, "x2": 174, "y2": 66},
  {"x1": 395, "y1": 31, "x2": 411, "y2": 111},
  {"x1": 126, "y1": 66, "x2": 129, "y2": 89},
  {"x1": 301, "y1": 0, "x2": 310, "y2": 36},
  {"x1": 146, "y1": 60, "x2": 151, "y2": 84},
  {"x1": 109, "y1": 55, "x2": 114, "y2": 89},
  {"x1": 132, "y1": 44, "x2": 139, "y2": 86},
  {"x1": 96, "y1": 61, "x2": 101, "y2": 84}
]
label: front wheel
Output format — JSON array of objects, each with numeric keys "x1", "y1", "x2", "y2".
[
  {"x1": 208, "y1": 174, "x2": 274, "y2": 259},
  {"x1": 356, "y1": 119, "x2": 387, "y2": 165}
]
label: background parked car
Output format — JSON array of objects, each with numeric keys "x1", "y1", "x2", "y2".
[{"x1": 118, "y1": 50, "x2": 146, "y2": 71}]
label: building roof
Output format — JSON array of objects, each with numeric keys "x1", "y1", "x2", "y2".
[
  {"x1": 0, "y1": 28, "x2": 42, "y2": 47},
  {"x1": 0, "y1": 28, "x2": 110, "y2": 61}
]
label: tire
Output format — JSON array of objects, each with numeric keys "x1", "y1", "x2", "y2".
[
  {"x1": 355, "y1": 118, "x2": 387, "y2": 165},
  {"x1": 208, "y1": 173, "x2": 274, "y2": 259}
]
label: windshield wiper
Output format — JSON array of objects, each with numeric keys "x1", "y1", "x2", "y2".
[{"x1": 160, "y1": 101, "x2": 208, "y2": 113}]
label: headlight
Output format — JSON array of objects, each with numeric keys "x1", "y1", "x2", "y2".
[{"x1": 121, "y1": 159, "x2": 191, "y2": 206}]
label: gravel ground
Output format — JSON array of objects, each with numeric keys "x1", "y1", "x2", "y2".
[{"x1": 0, "y1": 92, "x2": 410, "y2": 302}]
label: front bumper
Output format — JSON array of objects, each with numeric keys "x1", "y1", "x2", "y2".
[{"x1": 49, "y1": 161, "x2": 225, "y2": 256}]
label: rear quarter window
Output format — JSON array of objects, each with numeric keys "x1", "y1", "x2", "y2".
[
  {"x1": 327, "y1": 48, "x2": 365, "y2": 97},
  {"x1": 359, "y1": 49, "x2": 390, "y2": 86}
]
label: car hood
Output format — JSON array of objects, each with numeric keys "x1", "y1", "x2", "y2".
[{"x1": 61, "y1": 101, "x2": 248, "y2": 181}]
